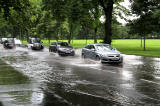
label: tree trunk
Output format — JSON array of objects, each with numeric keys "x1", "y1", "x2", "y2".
[
  {"x1": 144, "y1": 36, "x2": 146, "y2": 51},
  {"x1": 56, "y1": 31, "x2": 59, "y2": 41},
  {"x1": 85, "y1": 26, "x2": 88, "y2": 45},
  {"x1": 141, "y1": 36, "x2": 143, "y2": 48},
  {"x1": 94, "y1": 27, "x2": 97, "y2": 43},
  {"x1": 26, "y1": 29, "x2": 29, "y2": 42},
  {"x1": 101, "y1": 0, "x2": 114, "y2": 44},
  {"x1": 68, "y1": 23, "x2": 73, "y2": 44},
  {"x1": 48, "y1": 37, "x2": 50, "y2": 45},
  {"x1": 21, "y1": 29, "x2": 24, "y2": 43}
]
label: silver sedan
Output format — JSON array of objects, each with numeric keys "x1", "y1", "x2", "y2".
[{"x1": 82, "y1": 44, "x2": 123, "y2": 63}]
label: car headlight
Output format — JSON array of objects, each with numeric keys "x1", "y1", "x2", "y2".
[
  {"x1": 102, "y1": 53, "x2": 108, "y2": 57},
  {"x1": 70, "y1": 49, "x2": 74, "y2": 52}
]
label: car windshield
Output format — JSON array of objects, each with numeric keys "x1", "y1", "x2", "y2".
[
  {"x1": 58, "y1": 42, "x2": 69, "y2": 46},
  {"x1": 95, "y1": 44, "x2": 114, "y2": 51},
  {"x1": 32, "y1": 39, "x2": 41, "y2": 43},
  {"x1": 8, "y1": 40, "x2": 14, "y2": 43},
  {"x1": 51, "y1": 42, "x2": 56, "y2": 45}
]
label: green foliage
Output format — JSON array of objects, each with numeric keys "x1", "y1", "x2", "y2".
[
  {"x1": 129, "y1": 0, "x2": 160, "y2": 36},
  {"x1": 0, "y1": 0, "x2": 30, "y2": 18}
]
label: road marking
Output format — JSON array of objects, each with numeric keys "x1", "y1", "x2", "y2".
[{"x1": 140, "y1": 79, "x2": 160, "y2": 85}]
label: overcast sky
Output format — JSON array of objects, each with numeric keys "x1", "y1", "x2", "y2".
[
  {"x1": 118, "y1": 0, "x2": 138, "y2": 25},
  {"x1": 100, "y1": 0, "x2": 138, "y2": 25},
  {"x1": 118, "y1": 0, "x2": 131, "y2": 24}
]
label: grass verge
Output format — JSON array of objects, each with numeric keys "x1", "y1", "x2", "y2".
[{"x1": 0, "y1": 59, "x2": 29, "y2": 85}]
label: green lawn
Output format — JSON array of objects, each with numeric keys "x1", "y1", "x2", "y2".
[
  {"x1": 0, "y1": 59, "x2": 29, "y2": 85},
  {"x1": 23, "y1": 39, "x2": 160, "y2": 57},
  {"x1": 112, "y1": 39, "x2": 160, "y2": 57}
]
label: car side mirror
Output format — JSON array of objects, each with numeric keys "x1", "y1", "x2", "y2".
[{"x1": 113, "y1": 48, "x2": 116, "y2": 50}]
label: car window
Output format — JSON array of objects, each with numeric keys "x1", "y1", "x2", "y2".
[
  {"x1": 51, "y1": 42, "x2": 56, "y2": 45},
  {"x1": 58, "y1": 42, "x2": 69, "y2": 46},
  {"x1": 90, "y1": 45, "x2": 95, "y2": 49},
  {"x1": 95, "y1": 44, "x2": 114, "y2": 51},
  {"x1": 85, "y1": 45, "x2": 91, "y2": 49},
  {"x1": 29, "y1": 38, "x2": 41, "y2": 43},
  {"x1": 8, "y1": 40, "x2": 14, "y2": 43},
  {"x1": 85, "y1": 45, "x2": 89, "y2": 49},
  {"x1": 34, "y1": 39, "x2": 41, "y2": 43}
]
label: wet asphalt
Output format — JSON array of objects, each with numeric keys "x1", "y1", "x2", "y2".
[{"x1": 0, "y1": 45, "x2": 160, "y2": 106}]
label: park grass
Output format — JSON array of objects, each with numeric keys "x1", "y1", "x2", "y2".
[
  {"x1": 112, "y1": 39, "x2": 160, "y2": 57},
  {"x1": 0, "y1": 59, "x2": 29, "y2": 85},
  {"x1": 23, "y1": 39, "x2": 160, "y2": 57}
]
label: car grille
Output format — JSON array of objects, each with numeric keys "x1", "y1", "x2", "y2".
[{"x1": 108, "y1": 55, "x2": 120, "y2": 57}]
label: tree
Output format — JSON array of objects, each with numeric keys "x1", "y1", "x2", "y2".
[
  {"x1": 0, "y1": 0, "x2": 30, "y2": 18},
  {"x1": 129, "y1": 0, "x2": 160, "y2": 50}
]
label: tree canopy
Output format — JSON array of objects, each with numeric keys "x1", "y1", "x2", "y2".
[{"x1": 1, "y1": 0, "x2": 159, "y2": 45}]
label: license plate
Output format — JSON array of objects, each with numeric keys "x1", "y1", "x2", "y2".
[
  {"x1": 66, "y1": 51, "x2": 70, "y2": 53},
  {"x1": 111, "y1": 58, "x2": 119, "y2": 60}
]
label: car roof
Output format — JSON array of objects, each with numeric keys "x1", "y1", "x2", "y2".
[
  {"x1": 87, "y1": 43, "x2": 110, "y2": 46},
  {"x1": 57, "y1": 41, "x2": 68, "y2": 43},
  {"x1": 51, "y1": 41, "x2": 68, "y2": 44}
]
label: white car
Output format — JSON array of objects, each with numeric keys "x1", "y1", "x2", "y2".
[
  {"x1": 14, "y1": 39, "x2": 22, "y2": 46},
  {"x1": 27, "y1": 38, "x2": 43, "y2": 50},
  {"x1": 1, "y1": 38, "x2": 8, "y2": 44}
]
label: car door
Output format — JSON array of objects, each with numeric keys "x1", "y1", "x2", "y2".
[
  {"x1": 89, "y1": 45, "x2": 97, "y2": 59},
  {"x1": 86, "y1": 45, "x2": 94, "y2": 59},
  {"x1": 82, "y1": 45, "x2": 90, "y2": 58}
]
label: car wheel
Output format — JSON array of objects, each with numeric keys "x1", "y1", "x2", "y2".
[
  {"x1": 96, "y1": 56, "x2": 100, "y2": 61},
  {"x1": 82, "y1": 53, "x2": 85, "y2": 58},
  {"x1": 31, "y1": 46, "x2": 34, "y2": 50},
  {"x1": 72, "y1": 51, "x2": 75, "y2": 56},
  {"x1": 41, "y1": 46, "x2": 44, "y2": 49}
]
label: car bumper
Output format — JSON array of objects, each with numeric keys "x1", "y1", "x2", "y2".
[
  {"x1": 58, "y1": 50, "x2": 75, "y2": 56},
  {"x1": 32, "y1": 46, "x2": 43, "y2": 50},
  {"x1": 4, "y1": 45, "x2": 14, "y2": 49},
  {"x1": 101, "y1": 56, "x2": 123, "y2": 63}
]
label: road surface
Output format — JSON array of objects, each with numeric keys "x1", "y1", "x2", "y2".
[{"x1": 0, "y1": 45, "x2": 160, "y2": 106}]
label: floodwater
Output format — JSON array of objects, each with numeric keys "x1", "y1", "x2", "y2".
[{"x1": 0, "y1": 45, "x2": 160, "y2": 106}]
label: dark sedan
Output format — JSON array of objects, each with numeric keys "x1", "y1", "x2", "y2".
[
  {"x1": 3, "y1": 39, "x2": 15, "y2": 49},
  {"x1": 49, "y1": 42, "x2": 75, "y2": 56}
]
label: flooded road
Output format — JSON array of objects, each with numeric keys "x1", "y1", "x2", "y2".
[{"x1": 0, "y1": 44, "x2": 160, "y2": 106}]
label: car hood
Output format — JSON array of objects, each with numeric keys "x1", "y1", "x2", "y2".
[
  {"x1": 58, "y1": 46, "x2": 74, "y2": 51},
  {"x1": 97, "y1": 49, "x2": 120, "y2": 55}
]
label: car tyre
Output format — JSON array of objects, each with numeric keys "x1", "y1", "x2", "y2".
[
  {"x1": 96, "y1": 56, "x2": 100, "y2": 61},
  {"x1": 82, "y1": 53, "x2": 85, "y2": 58}
]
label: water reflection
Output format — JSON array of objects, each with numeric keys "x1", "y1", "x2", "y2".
[
  {"x1": 0, "y1": 47, "x2": 45, "y2": 106},
  {"x1": 1, "y1": 45, "x2": 160, "y2": 105},
  {"x1": 41, "y1": 61, "x2": 125, "y2": 106},
  {"x1": 135, "y1": 57, "x2": 160, "y2": 105}
]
